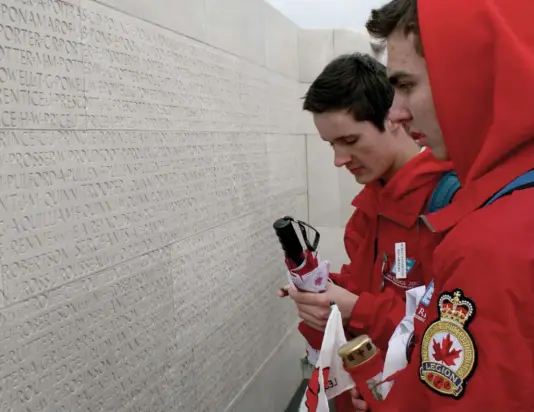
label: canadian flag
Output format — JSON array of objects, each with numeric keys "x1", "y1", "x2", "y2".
[
  {"x1": 286, "y1": 251, "x2": 329, "y2": 366},
  {"x1": 299, "y1": 305, "x2": 355, "y2": 412}
]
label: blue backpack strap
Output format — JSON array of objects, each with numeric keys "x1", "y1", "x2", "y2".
[
  {"x1": 484, "y1": 169, "x2": 534, "y2": 207},
  {"x1": 427, "y1": 171, "x2": 462, "y2": 213}
]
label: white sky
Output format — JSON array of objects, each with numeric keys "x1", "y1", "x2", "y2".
[{"x1": 266, "y1": 0, "x2": 389, "y2": 29}]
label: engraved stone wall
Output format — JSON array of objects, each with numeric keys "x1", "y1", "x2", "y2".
[{"x1": 0, "y1": 0, "x2": 306, "y2": 411}]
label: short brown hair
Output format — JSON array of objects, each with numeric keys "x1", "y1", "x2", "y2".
[{"x1": 365, "y1": 0, "x2": 424, "y2": 56}]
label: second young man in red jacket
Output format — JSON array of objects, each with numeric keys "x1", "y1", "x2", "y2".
[
  {"x1": 286, "y1": 53, "x2": 456, "y2": 411},
  {"x1": 357, "y1": 0, "x2": 534, "y2": 410}
]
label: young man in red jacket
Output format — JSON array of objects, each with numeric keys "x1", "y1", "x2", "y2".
[
  {"x1": 349, "y1": 0, "x2": 534, "y2": 410},
  {"x1": 285, "y1": 53, "x2": 455, "y2": 411}
]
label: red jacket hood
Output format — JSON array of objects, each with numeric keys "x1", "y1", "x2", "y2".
[{"x1": 419, "y1": 0, "x2": 534, "y2": 231}]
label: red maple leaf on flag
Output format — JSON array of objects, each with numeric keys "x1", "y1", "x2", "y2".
[
  {"x1": 432, "y1": 334, "x2": 462, "y2": 367},
  {"x1": 304, "y1": 367, "x2": 330, "y2": 411}
]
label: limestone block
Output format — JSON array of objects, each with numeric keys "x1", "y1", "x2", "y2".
[
  {"x1": 205, "y1": 0, "x2": 266, "y2": 66},
  {"x1": 92, "y1": 0, "x2": 208, "y2": 42},
  {"x1": 0, "y1": 245, "x2": 175, "y2": 411},
  {"x1": 374, "y1": 45, "x2": 388, "y2": 65},
  {"x1": 315, "y1": 226, "x2": 349, "y2": 274},
  {"x1": 298, "y1": 82, "x2": 317, "y2": 134},
  {"x1": 227, "y1": 327, "x2": 303, "y2": 412},
  {"x1": 81, "y1": 0, "x2": 301, "y2": 134},
  {"x1": 264, "y1": 2, "x2": 299, "y2": 79},
  {"x1": 333, "y1": 28, "x2": 374, "y2": 57},
  {"x1": 306, "y1": 133, "x2": 364, "y2": 229},
  {"x1": 171, "y1": 197, "x2": 307, "y2": 408},
  {"x1": 82, "y1": 0, "x2": 226, "y2": 131},
  {"x1": 266, "y1": 134, "x2": 307, "y2": 199},
  {"x1": 306, "y1": 133, "x2": 342, "y2": 227},
  {"x1": 0, "y1": 0, "x2": 86, "y2": 129},
  {"x1": 298, "y1": 29, "x2": 334, "y2": 83}
]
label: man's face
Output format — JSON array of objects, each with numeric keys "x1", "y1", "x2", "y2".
[
  {"x1": 386, "y1": 31, "x2": 448, "y2": 160},
  {"x1": 313, "y1": 110, "x2": 397, "y2": 185}
]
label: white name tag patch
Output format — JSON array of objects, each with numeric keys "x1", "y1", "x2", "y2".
[{"x1": 395, "y1": 242, "x2": 407, "y2": 279}]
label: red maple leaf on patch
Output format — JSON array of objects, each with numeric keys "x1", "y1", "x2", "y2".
[
  {"x1": 304, "y1": 367, "x2": 330, "y2": 411},
  {"x1": 432, "y1": 334, "x2": 462, "y2": 367}
]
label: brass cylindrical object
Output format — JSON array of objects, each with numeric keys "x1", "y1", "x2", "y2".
[
  {"x1": 338, "y1": 334, "x2": 377, "y2": 368},
  {"x1": 338, "y1": 334, "x2": 385, "y2": 406}
]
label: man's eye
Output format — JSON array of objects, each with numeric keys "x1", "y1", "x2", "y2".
[
  {"x1": 398, "y1": 83, "x2": 413, "y2": 92},
  {"x1": 345, "y1": 137, "x2": 357, "y2": 144}
]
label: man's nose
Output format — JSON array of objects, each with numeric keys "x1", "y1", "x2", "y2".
[
  {"x1": 389, "y1": 94, "x2": 413, "y2": 123},
  {"x1": 333, "y1": 147, "x2": 351, "y2": 168}
]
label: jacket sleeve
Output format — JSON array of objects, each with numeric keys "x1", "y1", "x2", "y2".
[
  {"x1": 330, "y1": 208, "x2": 367, "y2": 289},
  {"x1": 374, "y1": 357, "x2": 427, "y2": 412},
  {"x1": 381, "y1": 242, "x2": 534, "y2": 411},
  {"x1": 346, "y1": 289, "x2": 406, "y2": 352},
  {"x1": 329, "y1": 263, "x2": 351, "y2": 289}
]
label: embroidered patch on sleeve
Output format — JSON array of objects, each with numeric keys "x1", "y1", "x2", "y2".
[{"x1": 419, "y1": 289, "x2": 477, "y2": 398}]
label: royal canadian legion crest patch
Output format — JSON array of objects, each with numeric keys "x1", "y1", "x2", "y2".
[{"x1": 419, "y1": 289, "x2": 477, "y2": 398}]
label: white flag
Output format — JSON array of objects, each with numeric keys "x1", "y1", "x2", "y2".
[
  {"x1": 299, "y1": 305, "x2": 355, "y2": 412},
  {"x1": 380, "y1": 285, "x2": 427, "y2": 399},
  {"x1": 288, "y1": 257, "x2": 330, "y2": 366}
]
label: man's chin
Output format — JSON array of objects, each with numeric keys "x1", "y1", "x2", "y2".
[
  {"x1": 429, "y1": 146, "x2": 449, "y2": 161},
  {"x1": 354, "y1": 175, "x2": 371, "y2": 186}
]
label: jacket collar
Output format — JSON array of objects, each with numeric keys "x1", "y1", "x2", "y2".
[{"x1": 352, "y1": 149, "x2": 453, "y2": 229}]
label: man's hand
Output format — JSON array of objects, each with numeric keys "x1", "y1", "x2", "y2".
[
  {"x1": 278, "y1": 285, "x2": 290, "y2": 297},
  {"x1": 351, "y1": 388, "x2": 370, "y2": 411},
  {"x1": 285, "y1": 282, "x2": 358, "y2": 331}
]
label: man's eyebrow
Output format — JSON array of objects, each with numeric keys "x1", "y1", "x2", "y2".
[{"x1": 388, "y1": 71, "x2": 414, "y2": 84}]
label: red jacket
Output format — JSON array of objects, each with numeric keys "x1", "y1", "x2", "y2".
[
  {"x1": 299, "y1": 149, "x2": 452, "y2": 411},
  {"x1": 335, "y1": 149, "x2": 451, "y2": 351},
  {"x1": 380, "y1": 1, "x2": 534, "y2": 410}
]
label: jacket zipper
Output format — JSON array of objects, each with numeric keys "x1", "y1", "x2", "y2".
[{"x1": 419, "y1": 215, "x2": 436, "y2": 233}]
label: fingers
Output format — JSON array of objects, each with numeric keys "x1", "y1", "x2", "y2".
[
  {"x1": 350, "y1": 388, "x2": 369, "y2": 412},
  {"x1": 285, "y1": 287, "x2": 331, "y2": 331},
  {"x1": 288, "y1": 286, "x2": 330, "y2": 306},
  {"x1": 298, "y1": 303, "x2": 331, "y2": 322},
  {"x1": 278, "y1": 285, "x2": 290, "y2": 298},
  {"x1": 352, "y1": 398, "x2": 369, "y2": 411},
  {"x1": 296, "y1": 303, "x2": 330, "y2": 331},
  {"x1": 297, "y1": 310, "x2": 328, "y2": 331}
]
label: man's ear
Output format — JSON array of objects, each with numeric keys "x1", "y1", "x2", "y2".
[{"x1": 385, "y1": 118, "x2": 402, "y2": 134}]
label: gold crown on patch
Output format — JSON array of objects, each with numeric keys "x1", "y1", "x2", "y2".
[{"x1": 438, "y1": 290, "x2": 474, "y2": 326}]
